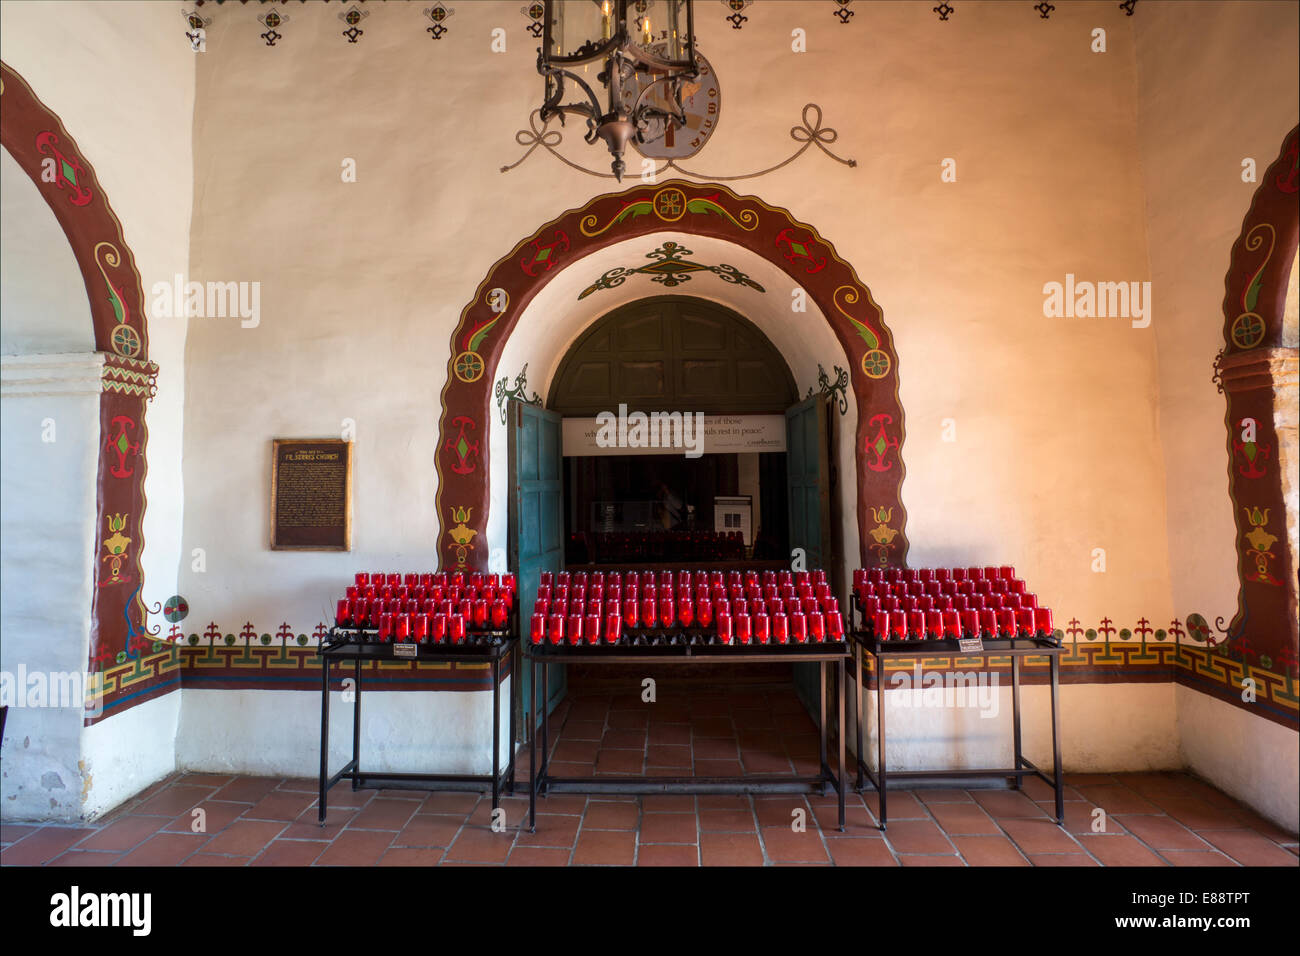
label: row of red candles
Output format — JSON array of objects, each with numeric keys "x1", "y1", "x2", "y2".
[
  {"x1": 530, "y1": 608, "x2": 846, "y2": 646},
  {"x1": 855, "y1": 578, "x2": 1028, "y2": 598},
  {"x1": 854, "y1": 567, "x2": 1017, "y2": 585},
  {"x1": 870, "y1": 606, "x2": 1053, "y2": 641},
  {"x1": 858, "y1": 593, "x2": 1039, "y2": 613},
  {"x1": 335, "y1": 572, "x2": 518, "y2": 634},
  {"x1": 352, "y1": 572, "x2": 516, "y2": 589},
  {"x1": 537, "y1": 569, "x2": 828, "y2": 587}
]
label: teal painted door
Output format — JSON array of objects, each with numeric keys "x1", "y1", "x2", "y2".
[
  {"x1": 786, "y1": 396, "x2": 833, "y2": 714},
  {"x1": 509, "y1": 401, "x2": 566, "y2": 733}
]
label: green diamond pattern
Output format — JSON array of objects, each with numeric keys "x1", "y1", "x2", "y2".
[{"x1": 457, "y1": 436, "x2": 469, "y2": 459}]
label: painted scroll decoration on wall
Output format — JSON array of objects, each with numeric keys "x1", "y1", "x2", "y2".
[
  {"x1": 1218, "y1": 124, "x2": 1299, "y2": 675},
  {"x1": 1, "y1": 62, "x2": 166, "y2": 723}
]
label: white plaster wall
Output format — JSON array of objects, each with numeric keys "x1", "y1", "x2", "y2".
[
  {"x1": 0, "y1": 355, "x2": 102, "y2": 820},
  {"x1": 848, "y1": 681, "x2": 1179, "y2": 774},
  {"x1": 171, "y1": 0, "x2": 1178, "y2": 786},
  {"x1": 79, "y1": 691, "x2": 180, "y2": 819},
  {"x1": 1175, "y1": 685, "x2": 1300, "y2": 832},
  {"x1": 176, "y1": 680, "x2": 514, "y2": 779},
  {"x1": 0, "y1": 0, "x2": 195, "y2": 819}
]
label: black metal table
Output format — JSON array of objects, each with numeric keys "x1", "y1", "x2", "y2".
[
  {"x1": 526, "y1": 636, "x2": 851, "y2": 831},
  {"x1": 846, "y1": 628, "x2": 1065, "y2": 829},
  {"x1": 317, "y1": 631, "x2": 518, "y2": 825}
]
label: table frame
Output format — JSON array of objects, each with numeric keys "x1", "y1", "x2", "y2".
[
  {"x1": 525, "y1": 639, "x2": 851, "y2": 832},
  {"x1": 317, "y1": 633, "x2": 519, "y2": 825},
  {"x1": 847, "y1": 630, "x2": 1065, "y2": 830}
]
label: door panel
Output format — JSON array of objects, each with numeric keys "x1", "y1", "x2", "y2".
[
  {"x1": 509, "y1": 401, "x2": 566, "y2": 731},
  {"x1": 786, "y1": 395, "x2": 834, "y2": 716}
]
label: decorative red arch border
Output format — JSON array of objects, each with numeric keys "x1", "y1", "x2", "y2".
[
  {"x1": 1218, "y1": 124, "x2": 1299, "y2": 672},
  {"x1": 1, "y1": 62, "x2": 164, "y2": 722},
  {"x1": 435, "y1": 180, "x2": 909, "y2": 571}
]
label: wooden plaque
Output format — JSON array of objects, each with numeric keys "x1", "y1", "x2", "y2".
[{"x1": 270, "y1": 439, "x2": 352, "y2": 551}]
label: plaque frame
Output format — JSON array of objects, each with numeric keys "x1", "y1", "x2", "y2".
[{"x1": 270, "y1": 438, "x2": 353, "y2": 551}]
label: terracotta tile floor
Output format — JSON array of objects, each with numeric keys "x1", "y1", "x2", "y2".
[{"x1": 2, "y1": 687, "x2": 1296, "y2": 866}]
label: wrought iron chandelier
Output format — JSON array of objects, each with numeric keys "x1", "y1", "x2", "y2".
[{"x1": 538, "y1": 0, "x2": 698, "y2": 180}]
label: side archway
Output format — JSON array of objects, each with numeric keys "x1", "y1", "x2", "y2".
[
  {"x1": 0, "y1": 62, "x2": 159, "y2": 720},
  {"x1": 1217, "y1": 124, "x2": 1299, "y2": 672},
  {"x1": 435, "y1": 180, "x2": 908, "y2": 571}
]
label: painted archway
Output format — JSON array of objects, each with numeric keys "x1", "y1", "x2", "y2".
[
  {"x1": 435, "y1": 180, "x2": 908, "y2": 571},
  {"x1": 1217, "y1": 124, "x2": 1299, "y2": 673},
  {"x1": 0, "y1": 62, "x2": 159, "y2": 720}
]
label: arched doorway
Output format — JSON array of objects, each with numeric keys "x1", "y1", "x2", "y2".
[
  {"x1": 434, "y1": 180, "x2": 909, "y2": 575},
  {"x1": 0, "y1": 62, "x2": 159, "y2": 724},
  {"x1": 548, "y1": 295, "x2": 801, "y2": 567}
]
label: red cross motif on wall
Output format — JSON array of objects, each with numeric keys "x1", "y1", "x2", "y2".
[{"x1": 521, "y1": 229, "x2": 571, "y2": 277}]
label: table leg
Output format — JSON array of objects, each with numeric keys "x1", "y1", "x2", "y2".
[
  {"x1": 876, "y1": 649, "x2": 887, "y2": 831},
  {"x1": 319, "y1": 653, "x2": 329, "y2": 825},
  {"x1": 838, "y1": 655, "x2": 846, "y2": 832},
  {"x1": 1051, "y1": 652, "x2": 1064, "y2": 826},
  {"x1": 507, "y1": 642, "x2": 518, "y2": 796},
  {"x1": 854, "y1": 642, "x2": 865, "y2": 791},
  {"x1": 818, "y1": 661, "x2": 828, "y2": 795},
  {"x1": 541, "y1": 660, "x2": 550, "y2": 796},
  {"x1": 351, "y1": 658, "x2": 361, "y2": 791},
  {"x1": 528, "y1": 654, "x2": 537, "y2": 832},
  {"x1": 491, "y1": 655, "x2": 501, "y2": 812},
  {"x1": 1011, "y1": 652, "x2": 1023, "y2": 791}
]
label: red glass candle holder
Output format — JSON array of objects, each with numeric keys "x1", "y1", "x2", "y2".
[
  {"x1": 490, "y1": 600, "x2": 509, "y2": 630},
  {"x1": 640, "y1": 597, "x2": 657, "y2": 628},
  {"x1": 716, "y1": 610, "x2": 733, "y2": 644},
  {"x1": 771, "y1": 613, "x2": 789, "y2": 645},
  {"x1": 959, "y1": 609, "x2": 979, "y2": 637},
  {"x1": 395, "y1": 615, "x2": 412, "y2": 641},
  {"x1": 566, "y1": 614, "x2": 583, "y2": 646},
  {"x1": 584, "y1": 613, "x2": 601, "y2": 646},
  {"x1": 1034, "y1": 607, "x2": 1054, "y2": 637},
  {"x1": 548, "y1": 614, "x2": 564, "y2": 646},
  {"x1": 413, "y1": 614, "x2": 430, "y2": 643},
  {"x1": 808, "y1": 612, "x2": 825, "y2": 642},
  {"x1": 696, "y1": 600, "x2": 714, "y2": 629},
  {"x1": 335, "y1": 599, "x2": 351, "y2": 627},
  {"x1": 530, "y1": 613, "x2": 545, "y2": 645},
  {"x1": 872, "y1": 610, "x2": 890, "y2": 639},
  {"x1": 996, "y1": 608, "x2": 1017, "y2": 637},
  {"x1": 450, "y1": 615, "x2": 467, "y2": 644},
  {"x1": 430, "y1": 613, "x2": 448, "y2": 643},
  {"x1": 790, "y1": 613, "x2": 808, "y2": 644},
  {"x1": 605, "y1": 612, "x2": 622, "y2": 645},
  {"x1": 890, "y1": 611, "x2": 909, "y2": 641},
  {"x1": 623, "y1": 598, "x2": 639, "y2": 630},
  {"x1": 354, "y1": 572, "x2": 370, "y2": 587},
  {"x1": 754, "y1": 613, "x2": 771, "y2": 645},
  {"x1": 658, "y1": 599, "x2": 675, "y2": 629},
  {"x1": 1020, "y1": 593, "x2": 1038, "y2": 609},
  {"x1": 377, "y1": 613, "x2": 395, "y2": 642},
  {"x1": 826, "y1": 613, "x2": 844, "y2": 642},
  {"x1": 942, "y1": 610, "x2": 961, "y2": 639},
  {"x1": 1016, "y1": 608, "x2": 1036, "y2": 637},
  {"x1": 924, "y1": 610, "x2": 943, "y2": 639},
  {"x1": 678, "y1": 601, "x2": 694, "y2": 628}
]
